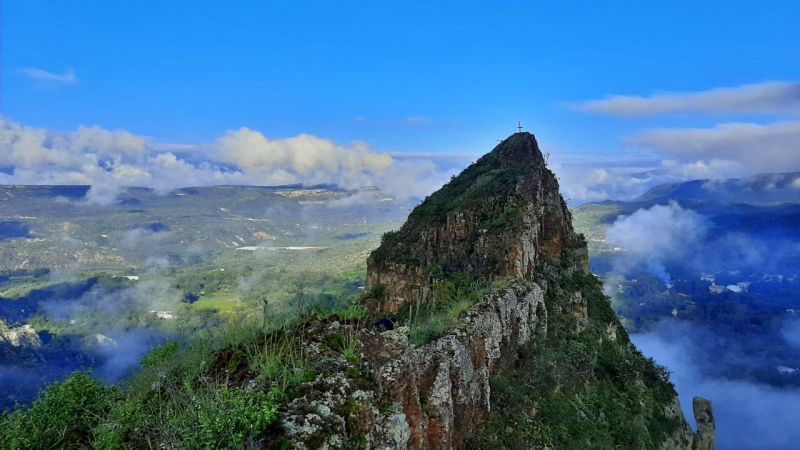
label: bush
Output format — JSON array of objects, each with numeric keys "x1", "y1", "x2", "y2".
[
  {"x1": 0, "y1": 372, "x2": 115, "y2": 450},
  {"x1": 178, "y1": 386, "x2": 279, "y2": 449},
  {"x1": 141, "y1": 340, "x2": 181, "y2": 368}
]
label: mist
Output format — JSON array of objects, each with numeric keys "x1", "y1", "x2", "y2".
[
  {"x1": 0, "y1": 270, "x2": 181, "y2": 408},
  {"x1": 600, "y1": 199, "x2": 800, "y2": 449},
  {"x1": 633, "y1": 321, "x2": 800, "y2": 450},
  {"x1": 606, "y1": 202, "x2": 707, "y2": 285}
]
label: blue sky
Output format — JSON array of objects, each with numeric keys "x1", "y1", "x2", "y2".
[{"x1": 2, "y1": 1, "x2": 799, "y2": 202}]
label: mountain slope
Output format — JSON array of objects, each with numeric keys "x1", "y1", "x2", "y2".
[
  {"x1": 248, "y1": 132, "x2": 704, "y2": 448},
  {"x1": 0, "y1": 133, "x2": 712, "y2": 449}
]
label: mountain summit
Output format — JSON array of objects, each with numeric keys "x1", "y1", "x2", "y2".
[
  {"x1": 366, "y1": 132, "x2": 585, "y2": 313},
  {"x1": 332, "y1": 131, "x2": 712, "y2": 449}
]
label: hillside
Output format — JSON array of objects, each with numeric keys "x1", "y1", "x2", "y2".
[
  {"x1": 1, "y1": 133, "x2": 713, "y2": 449},
  {"x1": 573, "y1": 174, "x2": 800, "y2": 449}
]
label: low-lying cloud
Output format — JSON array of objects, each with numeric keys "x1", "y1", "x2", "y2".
[
  {"x1": 634, "y1": 321, "x2": 800, "y2": 450},
  {"x1": 606, "y1": 202, "x2": 707, "y2": 284},
  {"x1": 627, "y1": 121, "x2": 800, "y2": 177},
  {"x1": 0, "y1": 117, "x2": 457, "y2": 205},
  {"x1": 572, "y1": 81, "x2": 800, "y2": 117}
]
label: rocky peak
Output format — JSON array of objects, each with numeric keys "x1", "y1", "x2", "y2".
[
  {"x1": 273, "y1": 131, "x2": 713, "y2": 449},
  {"x1": 365, "y1": 132, "x2": 585, "y2": 313},
  {"x1": 493, "y1": 132, "x2": 546, "y2": 167}
]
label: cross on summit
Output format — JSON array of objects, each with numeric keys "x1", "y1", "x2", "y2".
[{"x1": 517, "y1": 121, "x2": 523, "y2": 133}]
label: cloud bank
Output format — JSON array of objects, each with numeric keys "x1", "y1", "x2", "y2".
[
  {"x1": 626, "y1": 121, "x2": 800, "y2": 177},
  {"x1": 605, "y1": 202, "x2": 708, "y2": 284},
  {"x1": 0, "y1": 117, "x2": 456, "y2": 204},
  {"x1": 573, "y1": 81, "x2": 800, "y2": 117},
  {"x1": 562, "y1": 82, "x2": 800, "y2": 202}
]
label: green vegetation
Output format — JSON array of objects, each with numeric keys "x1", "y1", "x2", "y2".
[
  {"x1": 398, "y1": 273, "x2": 490, "y2": 345},
  {"x1": 191, "y1": 291, "x2": 241, "y2": 314},
  {"x1": 0, "y1": 293, "x2": 370, "y2": 449},
  {"x1": 372, "y1": 149, "x2": 529, "y2": 270},
  {"x1": 471, "y1": 269, "x2": 681, "y2": 449},
  {"x1": 0, "y1": 372, "x2": 115, "y2": 450}
]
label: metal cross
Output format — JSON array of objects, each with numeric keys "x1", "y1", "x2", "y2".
[{"x1": 517, "y1": 121, "x2": 523, "y2": 132}]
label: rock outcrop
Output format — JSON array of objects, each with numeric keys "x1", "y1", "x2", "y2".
[
  {"x1": 365, "y1": 133, "x2": 586, "y2": 314},
  {"x1": 0, "y1": 320, "x2": 41, "y2": 348},
  {"x1": 693, "y1": 397, "x2": 716, "y2": 450},
  {"x1": 272, "y1": 132, "x2": 714, "y2": 449}
]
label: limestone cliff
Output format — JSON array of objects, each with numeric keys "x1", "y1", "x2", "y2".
[{"x1": 271, "y1": 133, "x2": 713, "y2": 449}]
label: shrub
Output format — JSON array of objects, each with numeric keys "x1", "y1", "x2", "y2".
[
  {"x1": 0, "y1": 372, "x2": 115, "y2": 450},
  {"x1": 141, "y1": 340, "x2": 181, "y2": 368},
  {"x1": 178, "y1": 385, "x2": 279, "y2": 449}
]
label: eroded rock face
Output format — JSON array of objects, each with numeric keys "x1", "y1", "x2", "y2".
[
  {"x1": 365, "y1": 283, "x2": 547, "y2": 449},
  {"x1": 274, "y1": 283, "x2": 548, "y2": 449},
  {"x1": 271, "y1": 132, "x2": 709, "y2": 449}
]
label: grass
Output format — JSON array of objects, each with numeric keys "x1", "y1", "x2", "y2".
[
  {"x1": 192, "y1": 290, "x2": 241, "y2": 313},
  {"x1": 0, "y1": 278, "x2": 56, "y2": 299},
  {"x1": 402, "y1": 273, "x2": 491, "y2": 345},
  {"x1": 0, "y1": 289, "x2": 373, "y2": 449}
]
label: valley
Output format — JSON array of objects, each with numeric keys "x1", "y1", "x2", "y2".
[{"x1": 0, "y1": 185, "x2": 410, "y2": 409}]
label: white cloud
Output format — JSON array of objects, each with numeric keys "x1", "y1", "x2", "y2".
[
  {"x1": 550, "y1": 150, "x2": 676, "y2": 204},
  {"x1": 18, "y1": 67, "x2": 78, "y2": 85},
  {"x1": 215, "y1": 128, "x2": 394, "y2": 189},
  {"x1": 660, "y1": 158, "x2": 745, "y2": 180},
  {"x1": 0, "y1": 117, "x2": 454, "y2": 204},
  {"x1": 606, "y1": 202, "x2": 708, "y2": 284},
  {"x1": 572, "y1": 81, "x2": 800, "y2": 117},
  {"x1": 626, "y1": 122, "x2": 800, "y2": 176},
  {"x1": 70, "y1": 126, "x2": 147, "y2": 159}
]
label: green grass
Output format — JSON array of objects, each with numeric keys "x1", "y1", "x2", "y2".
[
  {"x1": 0, "y1": 372, "x2": 116, "y2": 450},
  {"x1": 401, "y1": 273, "x2": 491, "y2": 345},
  {"x1": 0, "y1": 278, "x2": 54, "y2": 299},
  {"x1": 192, "y1": 290, "x2": 241, "y2": 313}
]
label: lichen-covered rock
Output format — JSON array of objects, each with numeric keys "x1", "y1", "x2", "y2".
[
  {"x1": 660, "y1": 397, "x2": 697, "y2": 450},
  {"x1": 0, "y1": 320, "x2": 41, "y2": 348},
  {"x1": 273, "y1": 283, "x2": 548, "y2": 449},
  {"x1": 366, "y1": 283, "x2": 547, "y2": 449}
]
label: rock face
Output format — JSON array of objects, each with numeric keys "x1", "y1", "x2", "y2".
[
  {"x1": 272, "y1": 132, "x2": 714, "y2": 449},
  {"x1": 364, "y1": 283, "x2": 547, "y2": 449},
  {"x1": 365, "y1": 133, "x2": 586, "y2": 314},
  {"x1": 273, "y1": 283, "x2": 546, "y2": 449},
  {"x1": 693, "y1": 397, "x2": 716, "y2": 450}
]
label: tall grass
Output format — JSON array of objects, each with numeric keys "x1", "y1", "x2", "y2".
[{"x1": 404, "y1": 273, "x2": 491, "y2": 345}]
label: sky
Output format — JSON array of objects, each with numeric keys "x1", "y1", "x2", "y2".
[{"x1": 2, "y1": 0, "x2": 799, "y2": 203}]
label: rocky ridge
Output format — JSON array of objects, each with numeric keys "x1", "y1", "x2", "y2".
[{"x1": 272, "y1": 133, "x2": 714, "y2": 449}]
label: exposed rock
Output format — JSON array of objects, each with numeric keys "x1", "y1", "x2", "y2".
[
  {"x1": 0, "y1": 320, "x2": 41, "y2": 348},
  {"x1": 365, "y1": 283, "x2": 546, "y2": 449},
  {"x1": 365, "y1": 133, "x2": 586, "y2": 314},
  {"x1": 270, "y1": 132, "x2": 706, "y2": 449},
  {"x1": 693, "y1": 397, "x2": 716, "y2": 450}
]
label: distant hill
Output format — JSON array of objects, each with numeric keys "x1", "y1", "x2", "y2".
[{"x1": 634, "y1": 172, "x2": 800, "y2": 205}]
